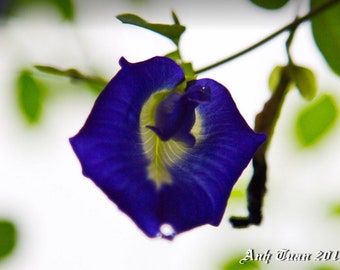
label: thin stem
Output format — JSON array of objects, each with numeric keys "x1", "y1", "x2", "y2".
[
  {"x1": 285, "y1": 16, "x2": 299, "y2": 64},
  {"x1": 195, "y1": 0, "x2": 340, "y2": 74}
]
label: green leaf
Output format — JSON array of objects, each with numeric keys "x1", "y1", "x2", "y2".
[
  {"x1": 290, "y1": 65, "x2": 317, "y2": 101},
  {"x1": 1, "y1": 0, "x2": 74, "y2": 21},
  {"x1": 250, "y1": 0, "x2": 290, "y2": 9},
  {"x1": 50, "y1": 0, "x2": 74, "y2": 21},
  {"x1": 221, "y1": 254, "x2": 260, "y2": 270},
  {"x1": 17, "y1": 70, "x2": 45, "y2": 124},
  {"x1": 311, "y1": 0, "x2": 340, "y2": 76},
  {"x1": 295, "y1": 94, "x2": 338, "y2": 146},
  {"x1": 116, "y1": 13, "x2": 186, "y2": 45},
  {"x1": 34, "y1": 65, "x2": 107, "y2": 94},
  {"x1": 269, "y1": 65, "x2": 285, "y2": 92},
  {"x1": 0, "y1": 220, "x2": 17, "y2": 261}
]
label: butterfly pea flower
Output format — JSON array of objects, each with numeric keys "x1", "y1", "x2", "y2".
[{"x1": 70, "y1": 56, "x2": 265, "y2": 240}]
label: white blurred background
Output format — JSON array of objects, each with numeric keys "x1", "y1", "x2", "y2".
[{"x1": 1, "y1": 0, "x2": 340, "y2": 269}]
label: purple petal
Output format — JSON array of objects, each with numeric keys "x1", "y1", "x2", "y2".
[
  {"x1": 157, "y1": 79, "x2": 266, "y2": 234},
  {"x1": 70, "y1": 56, "x2": 265, "y2": 239},
  {"x1": 70, "y1": 56, "x2": 185, "y2": 237}
]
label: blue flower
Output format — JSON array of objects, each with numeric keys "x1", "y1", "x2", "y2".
[{"x1": 70, "y1": 56, "x2": 265, "y2": 239}]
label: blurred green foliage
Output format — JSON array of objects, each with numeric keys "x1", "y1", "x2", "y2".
[
  {"x1": 1, "y1": 0, "x2": 74, "y2": 21},
  {"x1": 268, "y1": 65, "x2": 317, "y2": 100},
  {"x1": 220, "y1": 254, "x2": 261, "y2": 270},
  {"x1": 249, "y1": 0, "x2": 290, "y2": 10},
  {"x1": 312, "y1": 266, "x2": 339, "y2": 270},
  {"x1": 269, "y1": 65, "x2": 286, "y2": 92},
  {"x1": 17, "y1": 70, "x2": 45, "y2": 124},
  {"x1": 0, "y1": 0, "x2": 11, "y2": 17},
  {"x1": 311, "y1": 0, "x2": 340, "y2": 76},
  {"x1": 329, "y1": 203, "x2": 340, "y2": 216},
  {"x1": 116, "y1": 12, "x2": 185, "y2": 46},
  {"x1": 49, "y1": 0, "x2": 74, "y2": 21},
  {"x1": 15, "y1": 65, "x2": 107, "y2": 125},
  {"x1": 0, "y1": 220, "x2": 17, "y2": 261},
  {"x1": 229, "y1": 188, "x2": 246, "y2": 201},
  {"x1": 290, "y1": 65, "x2": 317, "y2": 101},
  {"x1": 295, "y1": 94, "x2": 338, "y2": 146}
]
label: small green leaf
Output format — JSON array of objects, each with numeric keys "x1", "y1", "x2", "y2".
[
  {"x1": 250, "y1": 0, "x2": 290, "y2": 9},
  {"x1": 295, "y1": 94, "x2": 338, "y2": 146},
  {"x1": 116, "y1": 13, "x2": 186, "y2": 45},
  {"x1": 0, "y1": 220, "x2": 17, "y2": 261},
  {"x1": 35, "y1": 65, "x2": 107, "y2": 94},
  {"x1": 311, "y1": 0, "x2": 340, "y2": 76},
  {"x1": 269, "y1": 65, "x2": 285, "y2": 92},
  {"x1": 17, "y1": 70, "x2": 45, "y2": 124},
  {"x1": 221, "y1": 254, "x2": 260, "y2": 270},
  {"x1": 290, "y1": 65, "x2": 317, "y2": 101},
  {"x1": 50, "y1": 0, "x2": 74, "y2": 21}
]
